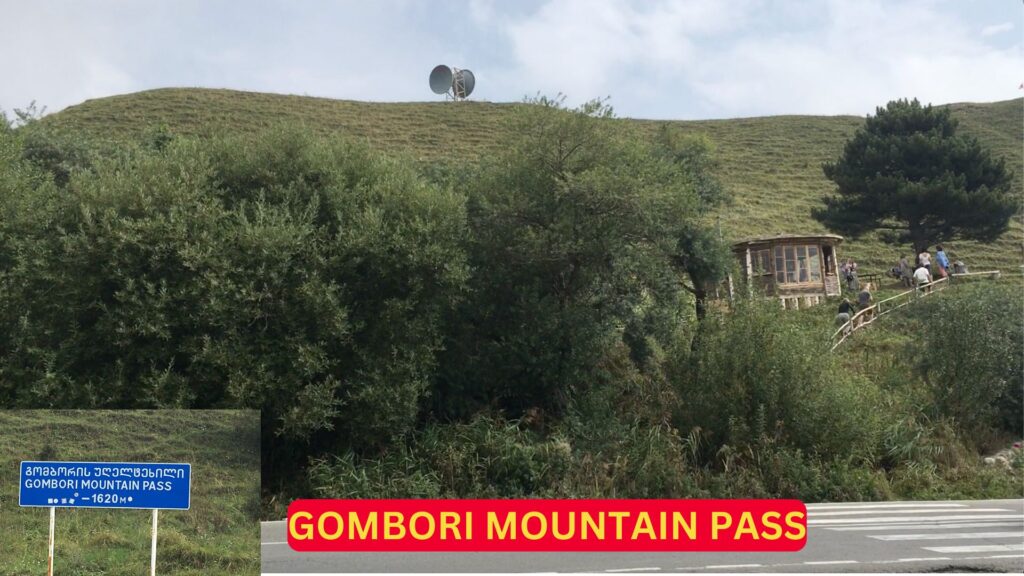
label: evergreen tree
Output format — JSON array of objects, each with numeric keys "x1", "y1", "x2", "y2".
[{"x1": 815, "y1": 98, "x2": 1016, "y2": 254}]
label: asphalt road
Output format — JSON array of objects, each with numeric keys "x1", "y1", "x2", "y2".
[{"x1": 261, "y1": 498, "x2": 1024, "y2": 573}]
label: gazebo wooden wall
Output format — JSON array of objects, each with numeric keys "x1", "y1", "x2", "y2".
[{"x1": 732, "y1": 234, "x2": 844, "y2": 309}]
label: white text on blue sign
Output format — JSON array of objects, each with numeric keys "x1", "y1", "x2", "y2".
[{"x1": 19, "y1": 461, "x2": 191, "y2": 510}]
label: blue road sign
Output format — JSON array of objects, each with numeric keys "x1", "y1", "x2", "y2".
[{"x1": 19, "y1": 461, "x2": 191, "y2": 510}]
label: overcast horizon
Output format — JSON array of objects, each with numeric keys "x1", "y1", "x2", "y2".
[{"x1": 1, "y1": 0, "x2": 1021, "y2": 121}]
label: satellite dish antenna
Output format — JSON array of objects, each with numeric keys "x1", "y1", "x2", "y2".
[
  {"x1": 429, "y1": 65, "x2": 453, "y2": 95},
  {"x1": 428, "y1": 64, "x2": 476, "y2": 101},
  {"x1": 455, "y1": 69, "x2": 475, "y2": 98}
]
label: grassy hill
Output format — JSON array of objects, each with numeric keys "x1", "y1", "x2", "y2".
[
  {"x1": 0, "y1": 410, "x2": 260, "y2": 576},
  {"x1": 42, "y1": 88, "x2": 1023, "y2": 273}
]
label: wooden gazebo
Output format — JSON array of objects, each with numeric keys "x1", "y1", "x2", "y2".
[{"x1": 732, "y1": 234, "x2": 844, "y2": 309}]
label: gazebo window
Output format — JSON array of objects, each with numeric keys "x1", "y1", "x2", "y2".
[
  {"x1": 808, "y1": 246, "x2": 821, "y2": 280},
  {"x1": 752, "y1": 249, "x2": 771, "y2": 274},
  {"x1": 774, "y1": 245, "x2": 822, "y2": 284}
]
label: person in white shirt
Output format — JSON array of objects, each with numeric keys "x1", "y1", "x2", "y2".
[
  {"x1": 918, "y1": 250, "x2": 931, "y2": 270},
  {"x1": 913, "y1": 265, "x2": 932, "y2": 292}
]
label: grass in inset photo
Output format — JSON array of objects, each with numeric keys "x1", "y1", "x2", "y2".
[{"x1": 0, "y1": 410, "x2": 260, "y2": 576}]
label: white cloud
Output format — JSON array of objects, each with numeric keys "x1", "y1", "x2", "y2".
[
  {"x1": 494, "y1": 0, "x2": 1022, "y2": 118},
  {"x1": 500, "y1": 0, "x2": 751, "y2": 105},
  {"x1": 687, "y1": 0, "x2": 1023, "y2": 117},
  {"x1": 981, "y1": 22, "x2": 1014, "y2": 37}
]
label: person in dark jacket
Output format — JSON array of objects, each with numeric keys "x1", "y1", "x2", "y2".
[
  {"x1": 857, "y1": 287, "x2": 873, "y2": 323},
  {"x1": 836, "y1": 298, "x2": 852, "y2": 326}
]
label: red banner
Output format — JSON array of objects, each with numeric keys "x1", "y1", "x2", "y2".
[{"x1": 287, "y1": 499, "x2": 806, "y2": 552}]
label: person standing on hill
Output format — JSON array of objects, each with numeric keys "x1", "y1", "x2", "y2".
[
  {"x1": 935, "y1": 245, "x2": 950, "y2": 278},
  {"x1": 857, "y1": 286, "x2": 873, "y2": 323},
  {"x1": 858, "y1": 286, "x2": 872, "y2": 308},
  {"x1": 843, "y1": 258, "x2": 859, "y2": 291},
  {"x1": 918, "y1": 249, "x2": 931, "y2": 272},
  {"x1": 914, "y1": 264, "x2": 933, "y2": 293},
  {"x1": 898, "y1": 254, "x2": 912, "y2": 287},
  {"x1": 836, "y1": 298, "x2": 852, "y2": 327}
]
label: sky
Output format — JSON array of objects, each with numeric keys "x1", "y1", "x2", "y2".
[{"x1": 1, "y1": 0, "x2": 1020, "y2": 120}]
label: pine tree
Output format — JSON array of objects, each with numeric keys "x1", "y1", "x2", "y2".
[{"x1": 815, "y1": 98, "x2": 1016, "y2": 255}]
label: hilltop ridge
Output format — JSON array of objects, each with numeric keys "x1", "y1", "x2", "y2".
[{"x1": 42, "y1": 88, "x2": 1024, "y2": 272}]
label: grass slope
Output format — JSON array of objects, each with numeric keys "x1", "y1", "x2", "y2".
[
  {"x1": 0, "y1": 410, "x2": 260, "y2": 576},
  {"x1": 43, "y1": 88, "x2": 1024, "y2": 273}
]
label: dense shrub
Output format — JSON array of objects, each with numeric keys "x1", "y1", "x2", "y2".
[
  {"x1": 675, "y1": 298, "x2": 884, "y2": 462},
  {"x1": 308, "y1": 414, "x2": 571, "y2": 498},
  {"x1": 420, "y1": 415, "x2": 573, "y2": 497},
  {"x1": 0, "y1": 129, "x2": 469, "y2": 482},
  {"x1": 17, "y1": 125, "x2": 96, "y2": 186},
  {"x1": 909, "y1": 282, "x2": 1023, "y2": 437},
  {"x1": 434, "y1": 98, "x2": 703, "y2": 419},
  {"x1": 556, "y1": 342, "x2": 701, "y2": 498}
]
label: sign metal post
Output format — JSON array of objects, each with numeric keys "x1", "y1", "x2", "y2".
[
  {"x1": 47, "y1": 506, "x2": 54, "y2": 576},
  {"x1": 151, "y1": 508, "x2": 159, "y2": 576}
]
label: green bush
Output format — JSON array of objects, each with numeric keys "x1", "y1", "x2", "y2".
[
  {"x1": 434, "y1": 98, "x2": 704, "y2": 419},
  {"x1": 419, "y1": 415, "x2": 573, "y2": 497},
  {"x1": 0, "y1": 128, "x2": 469, "y2": 480},
  {"x1": 675, "y1": 298, "x2": 884, "y2": 462},
  {"x1": 307, "y1": 414, "x2": 572, "y2": 498},
  {"x1": 909, "y1": 282, "x2": 1023, "y2": 437}
]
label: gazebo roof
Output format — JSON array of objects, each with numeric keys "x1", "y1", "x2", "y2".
[{"x1": 732, "y1": 233, "x2": 844, "y2": 249}]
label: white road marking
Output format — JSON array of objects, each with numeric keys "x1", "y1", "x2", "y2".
[
  {"x1": 810, "y1": 514, "x2": 1023, "y2": 525},
  {"x1": 830, "y1": 521, "x2": 1024, "y2": 531},
  {"x1": 261, "y1": 541, "x2": 288, "y2": 546},
  {"x1": 807, "y1": 502, "x2": 968, "y2": 509},
  {"x1": 809, "y1": 507, "x2": 1007, "y2": 517},
  {"x1": 606, "y1": 568, "x2": 660, "y2": 573},
  {"x1": 687, "y1": 554, "x2": 1021, "y2": 572},
  {"x1": 924, "y1": 543, "x2": 1024, "y2": 554},
  {"x1": 871, "y1": 531, "x2": 1023, "y2": 541},
  {"x1": 874, "y1": 557, "x2": 952, "y2": 563}
]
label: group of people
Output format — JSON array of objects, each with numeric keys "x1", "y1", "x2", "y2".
[
  {"x1": 893, "y1": 245, "x2": 960, "y2": 290},
  {"x1": 839, "y1": 245, "x2": 965, "y2": 328},
  {"x1": 835, "y1": 284, "x2": 874, "y2": 327}
]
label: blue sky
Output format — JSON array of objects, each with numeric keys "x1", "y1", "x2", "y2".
[{"x1": 1, "y1": 0, "x2": 1020, "y2": 120}]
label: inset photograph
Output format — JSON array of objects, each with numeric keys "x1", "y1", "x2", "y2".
[{"x1": 0, "y1": 410, "x2": 259, "y2": 576}]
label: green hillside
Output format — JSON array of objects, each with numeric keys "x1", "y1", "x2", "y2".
[{"x1": 43, "y1": 88, "x2": 1023, "y2": 273}]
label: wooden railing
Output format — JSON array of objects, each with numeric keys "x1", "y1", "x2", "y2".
[{"x1": 829, "y1": 270, "x2": 1001, "y2": 352}]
